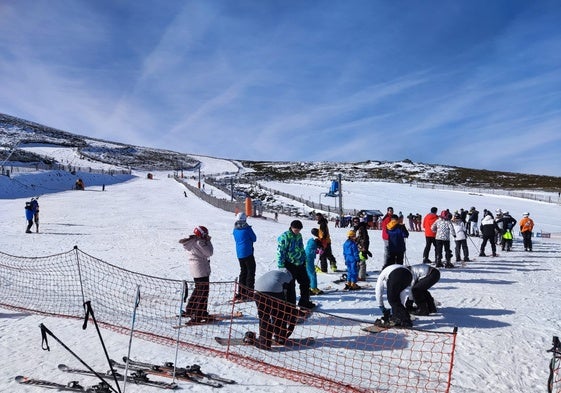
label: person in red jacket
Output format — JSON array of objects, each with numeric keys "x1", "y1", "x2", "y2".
[{"x1": 422, "y1": 207, "x2": 439, "y2": 263}]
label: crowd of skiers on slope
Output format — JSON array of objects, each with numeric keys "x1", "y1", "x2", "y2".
[{"x1": 177, "y1": 206, "x2": 536, "y2": 348}]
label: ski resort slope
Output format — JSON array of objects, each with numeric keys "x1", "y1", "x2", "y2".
[{"x1": 1, "y1": 156, "x2": 561, "y2": 392}]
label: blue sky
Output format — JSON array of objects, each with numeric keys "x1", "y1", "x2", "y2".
[{"x1": 1, "y1": 1, "x2": 560, "y2": 176}]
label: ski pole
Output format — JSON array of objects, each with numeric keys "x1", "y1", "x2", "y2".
[
  {"x1": 467, "y1": 234, "x2": 480, "y2": 256},
  {"x1": 122, "y1": 286, "x2": 141, "y2": 393},
  {"x1": 171, "y1": 280, "x2": 188, "y2": 381},
  {"x1": 39, "y1": 324, "x2": 119, "y2": 393},
  {"x1": 83, "y1": 301, "x2": 122, "y2": 393},
  {"x1": 547, "y1": 336, "x2": 561, "y2": 393}
]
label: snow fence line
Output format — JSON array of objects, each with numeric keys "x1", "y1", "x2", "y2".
[{"x1": 0, "y1": 246, "x2": 457, "y2": 393}]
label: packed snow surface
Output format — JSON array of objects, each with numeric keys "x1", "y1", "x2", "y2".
[{"x1": 1, "y1": 154, "x2": 560, "y2": 392}]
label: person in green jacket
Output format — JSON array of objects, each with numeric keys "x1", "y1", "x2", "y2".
[{"x1": 276, "y1": 220, "x2": 316, "y2": 309}]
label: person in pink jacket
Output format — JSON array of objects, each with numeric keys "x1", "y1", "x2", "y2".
[{"x1": 179, "y1": 225, "x2": 214, "y2": 323}]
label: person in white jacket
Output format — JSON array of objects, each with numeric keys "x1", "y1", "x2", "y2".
[
  {"x1": 431, "y1": 210, "x2": 456, "y2": 268},
  {"x1": 451, "y1": 213, "x2": 469, "y2": 262},
  {"x1": 406, "y1": 264, "x2": 441, "y2": 316},
  {"x1": 179, "y1": 225, "x2": 214, "y2": 323},
  {"x1": 375, "y1": 264, "x2": 413, "y2": 327}
]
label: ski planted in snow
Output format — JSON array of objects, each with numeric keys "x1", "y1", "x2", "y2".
[
  {"x1": 118, "y1": 356, "x2": 234, "y2": 386},
  {"x1": 58, "y1": 364, "x2": 178, "y2": 390},
  {"x1": 15, "y1": 375, "x2": 111, "y2": 392}
]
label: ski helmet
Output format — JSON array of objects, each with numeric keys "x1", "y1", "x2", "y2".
[{"x1": 193, "y1": 226, "x2": 209, "y2": 238}]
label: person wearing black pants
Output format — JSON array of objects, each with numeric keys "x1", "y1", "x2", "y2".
[
  {"x1": 375, "y1": 264, "x2": 413, "y2": 327},
  {"x1": 186, "y1": 276, "x2": 209, "y2": 320},
  {"x1": 180, "y1": 225, "x2": 214, "y2": 322},
  {"x1": 284, "y1": 262, "x2": 312, "y2": 308},
  {"x1": 276, "y1": 220, "x2": 315, "y2": 309},
  {"x1": 422, "y1": 207, "x2": 439, "y2": 263},
  {"x1": 407, "y1": 264, "x2": 441, "y2": 315},
  {"x1": 233, "y1": 213, "x2": 257, "y2": 299},
  {"x1": 479, "y1": 211, "x2": 499, "y2": 257},
  {"x1": 253, "y1": 269, "x2": 298, "y2": 349},
  {"x1": 316, "y1": 213, "x2": 338, "y2": 272}
]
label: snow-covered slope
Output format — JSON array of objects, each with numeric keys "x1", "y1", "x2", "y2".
[{"x1": 1, "y1": 157, "x2": 561, "y2": 392}]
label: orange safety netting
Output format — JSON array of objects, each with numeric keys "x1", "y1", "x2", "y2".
[{"x1": 0, "y1": 247, "x2": 457, "y2": 393}]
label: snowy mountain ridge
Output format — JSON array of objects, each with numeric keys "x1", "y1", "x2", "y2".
[{"x1": 1, "y1": 112, "x2": 560, "y2": 190}]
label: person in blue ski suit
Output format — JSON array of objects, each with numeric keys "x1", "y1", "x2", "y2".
[
  {"x1": 305, "y1": 228, "x2": 323, "y2": 295},
  {"x1": 343, "y1": 230, "x2": 361, "y2": 290}
]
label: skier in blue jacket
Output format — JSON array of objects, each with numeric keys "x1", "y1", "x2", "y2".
[
  {"x1": 305, "y1": 228, "x2": 323, "y2": 295},
  {"x1": 232, "y1": 213, "x2": 257, "y2": 300},
  {"x1": 25, "y1": 201, "x2": 34, "y2": 233},
  {"x1": 343, "y1": 230, "x2": 361, "y2": 290}
]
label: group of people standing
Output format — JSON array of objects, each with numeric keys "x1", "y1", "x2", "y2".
[
  {"x1": 178, "y1": 204, "x2": 537, "y2": 346},
  {"x1": 421, "y1": 206, "x2": 535, "y2": 265},
  {"x1": 178, "y1": 212, "x2": 335, "y2": 348},
  {"x1": 422, "y1": 207, "x2": 459, "y2": 267}
]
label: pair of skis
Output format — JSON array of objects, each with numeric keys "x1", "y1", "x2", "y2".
[
  {"x1": 15, "y1": 375, "x2": 111, "y2": 392},
  {"x1": 114, "y1": 356, "x2": 236, "y2": 387},
  {"x1": 16, "y1": 357, "x2": 236, "y2": 391},
  {"x1": 58, "y1": 364, "x2": 178, "y2": 389}
]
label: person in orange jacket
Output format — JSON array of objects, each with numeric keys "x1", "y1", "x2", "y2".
[
  {"x1": 316, "y1": 213, "x2": 338, "y2": 273},
  {"x1": 519, "y1": 212, "x2": 535, "y2": 251},
  {"x1": 422, "y1": 207, "x2": 439, "y2": 263}
]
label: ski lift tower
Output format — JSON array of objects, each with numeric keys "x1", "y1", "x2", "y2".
[{"x1": 326, "y1": 174, "x2": 343, "y2": 217}]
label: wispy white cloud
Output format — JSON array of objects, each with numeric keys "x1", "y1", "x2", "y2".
[{"x1": 0, "y1": 1, "x2": 560, "y2": 176}]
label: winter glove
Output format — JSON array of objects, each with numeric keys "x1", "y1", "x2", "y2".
[{"x1": 360, "y1": 251, "x2": 369, "y2": 260}]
